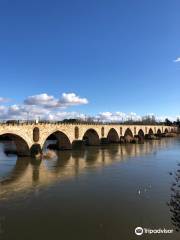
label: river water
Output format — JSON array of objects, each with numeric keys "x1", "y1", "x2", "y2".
[{"x1": 0, "y1": 138, "x2": 180, "y2": 239}]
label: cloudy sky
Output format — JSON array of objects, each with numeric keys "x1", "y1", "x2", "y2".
[{"x1": 0, "y1": 0, "x2": 180, "y2": 121}]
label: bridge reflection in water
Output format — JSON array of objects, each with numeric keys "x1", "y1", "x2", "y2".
[{"x1": 0, "y1": 138, "x2": 175, "y2": 199}]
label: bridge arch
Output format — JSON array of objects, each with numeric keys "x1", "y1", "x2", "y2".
[
  {"x1": 0, "y1": 133, "x2": 30, "y2": 156},
  {"x1": 138, "y1": 129, "x2": 144, "y2": 138},
  {"x1": 137, "y1": 129, "x2": 145, "y2": 143},
  {"x1": 144, "y1": 128, "x2": 154, "y2": 139},
  {"x1": 124, "y1": 128, "x2": 134, "y2": 143},
  {"x1": 107, "y1": 128, "x2": 119, "y2": 143},
  {"x1": 83, "y1": 129, "x2": 100, "y2": 146},
  {"x1": 148, "y1": 128, "x2": 154, "y2": 135},
  {"x1": 157, "y1": 129, "x2": 162, "y2": 135},
  {"x1": 43, "y1": 131, "x2": 72, "y2": 150},
  {"x1": 164, "y1": 128, "x2": 168, "y2": 133}
]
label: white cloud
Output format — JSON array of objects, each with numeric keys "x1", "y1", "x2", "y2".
[
  {"x1": 155, "y1": 115, "x2": 176, "y2": 122},
  {"x1": 0, "y1": 104, "x2": 178, "y2": 122},
  {"x1": 0, "y1": 92, "x2": 179, "y2": 122},
  {"x1": 0, "y1": 104, "x2": 49, "y2": 120},
  {"x1": 0, "y1": 103, "x2": 87, "y2": 121},
  {"x1": 95, "y1": 112, "x2": 179, "y2": 123},
  {"x1": 24, "y1": 93, "x2": 58, "y2": 107},
  {"x1": 174, "y1": 57, "x2": 180, "y2": 62},
  {"x1": 0, "y1": 92, "x2": 88, "y2": 120},
  {"x1": 59, "y1": 93, "x2": 88, "y2": 107},
  {"x1": 47, "y1": 111, "x2": 87, "y2": 121},
  {"x1": 24, "y1": 92, "x2": 88, "y2": 108},
  {"x1": 95, "y1": 111, "x2": 141, "y2": 122}
]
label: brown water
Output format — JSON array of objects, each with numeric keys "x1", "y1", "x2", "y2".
[{"x1": 0, "y1": 138, "x2": 180, "y2": 239}]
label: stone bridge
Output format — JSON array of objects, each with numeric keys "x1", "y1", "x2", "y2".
[{"x1": 0, "y1": 123, "x2": 177, "y2": 156}]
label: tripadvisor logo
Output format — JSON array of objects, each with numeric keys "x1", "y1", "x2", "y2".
[
  {"x1": 135, "y1": 227, "x2": 143, "y2": 236},
  {"x1": 135, "y1": 227, "x2": 174, "y2": 236}
]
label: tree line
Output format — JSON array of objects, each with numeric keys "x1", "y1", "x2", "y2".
[{"x1": 1, "y1": 115, "x2": 179, "y2": 126}]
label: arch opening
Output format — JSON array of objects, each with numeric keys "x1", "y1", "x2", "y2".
[
  {"x1": 0, "y1": 133, "x2": 30, "y2": 157},
  {"x1": 136, "y1": 129, "x2": 144, "y2": 143},
  {"x1": 43, "y1": 131, "x2": 72, "y2": 151},
  {"x1": 138, "y1": 129, "x2": 144, "y2": 138},
  {"x1": 83, "y1": 129, "x2": 100, "y2": 146},
  {"x1": 164, "y1": 128, "x2": 168, "y2": 134},
  {"x1": 107, "y1": 128, "x2": 119, "y2": 143},
  {"x1": 156, "y1": 129, "x2": 162, "y2": 136},
  {"x1": 124, "y1": 128, "x2": 134, "y2": 143},
  {"x1": 145, "y1": 128, "x2": 155, "y2": 139},
  {"x1": 149, "y1": 128, "x2": 154, "y2": 135}
]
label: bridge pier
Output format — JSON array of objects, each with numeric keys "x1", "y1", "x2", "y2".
[
  {"x1": 120, "y1": 136, "x2": 125, "y2": 143},
  {"x1": 30, "y1": 144, "x2": 42, "y2": 158},
  {"x1": 132, "y1": 136, "x2": 139, "y2": 144},
  {"x1": 145, "y1": 134, "x2": 156, "y2": 140},
  {"x1": 133, "y1": 135, "x2": 144, "y2": 144},
  {"x1": 124, "y1": 135, "x2": 134, "y2": 143},
  {"x1": 100, "y1": 138, "x2": 109, "y2": 144},
  {"x1": 154, "y1": 134, "x2": 161, "y2": 139},
  {"x1": 72, "y1": 140, "x2": 84, "y2": 149}
]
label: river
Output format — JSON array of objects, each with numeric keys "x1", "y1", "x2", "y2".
[{"x1": 0, "y1": 138, "x2": 180, "y2": 239}]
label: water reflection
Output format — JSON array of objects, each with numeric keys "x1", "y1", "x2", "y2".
[
  {"x1": 0, "y1": 138, "x2": 175, "y2": 199},
  {"x1": 168, "y1": 162, "x2": 180, "y2": 232}
]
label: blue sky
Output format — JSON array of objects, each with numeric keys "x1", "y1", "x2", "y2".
[{"x1": 0, "y1": 0, "x2": 180, "y2": 121}]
